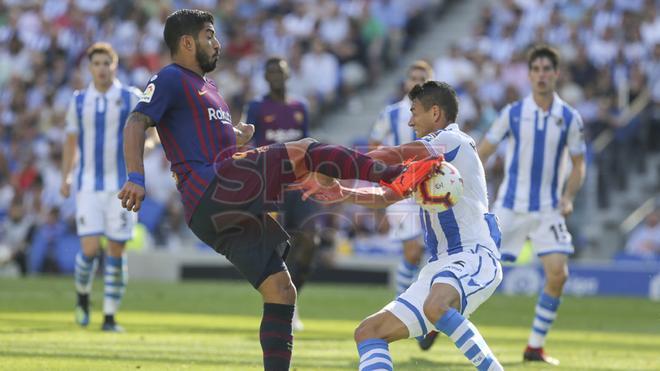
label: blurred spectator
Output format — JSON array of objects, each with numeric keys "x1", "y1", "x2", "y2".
[
  {"x1": 27, "y1": 207, "x2": 78, "y2": 273},
  {"x1": 625, "y1": 211, "x2": 660, "y2": 259},
  {"x1": 0, "y1": 196, "x2": 35, "y2": 275}
]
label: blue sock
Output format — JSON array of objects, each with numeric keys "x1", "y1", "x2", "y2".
[
  {"x1": 357, "y1": 339, "x2": 393, "y2": 371},
  {"x1": 395, "y1": 259, "x2": 419, "y2": 296},
  {"x1": 103, "y1": 255, "x2": 127, "y2": 316},
  {"x1": 74, "y1": 251, "x2": 98, "y2": 294},
  {"x1": 528, "y1": 292, "x2": 561, "y2": 348},
  {"x1": 435, "y1": 308, "x2": 502, "y2": 371}
]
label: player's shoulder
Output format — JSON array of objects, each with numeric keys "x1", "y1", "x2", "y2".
[
  {"x1": 382, "y1": 99, "x2": 407, "y2": 115},
  {"x1": 443, "y1": 123, "x2": 474, "y2": 144},
  {"x1": 501, "y1": 98, "x2": 525, "y2": 115},
  {"x1": 71, "y1": 89, "x2": 85, "y2": 98},
  {"x1": 246, "y1": 94, "x2": 266, "y2": 108},
  {"x1": 554, "y1": 95, "x2": 581, "y2": 122},
  {"x1": 158, "y1": 64, "x2": 183, "y2": 78},
  {"x1": 117, "y1": 83, "x2": 143, "y2": 98},
  {"x1": 148, "y1": 64, "x2": 183, "y2": 85},
  {"x1": 285, "y1": 94, "x2": 309, "y2": 112}
]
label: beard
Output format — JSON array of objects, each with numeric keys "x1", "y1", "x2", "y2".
[{"x1": 195, "y1": 41, "x2": 218, "y2": 73}]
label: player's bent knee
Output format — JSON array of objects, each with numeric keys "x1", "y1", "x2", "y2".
[
  {"x1": 354, "y1": 318, "x2": 380, "y2": 343},
  {"x1": 259, "y1": 272, "x2": 297, "y2": 305},
  {"x1": 276, "y1": 280, "x2": 297, "y2": 304},
  {"x1": 547, "y1": 268, "x2": 569, "y2": 288},
  {"x1": 423, "y1": 295, "x2": 459, "y2": 324}
]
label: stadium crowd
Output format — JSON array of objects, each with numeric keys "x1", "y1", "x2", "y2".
[{"x1": 0, "y1": 0, "x2": 659, "y2": 274}]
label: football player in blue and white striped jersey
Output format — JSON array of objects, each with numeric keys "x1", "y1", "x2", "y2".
[
  {"x1": 60, "y1": 42, "x2": 141, "y2": 332},
  {"x1": 298, "y1": 81, "x2": 504, "y2": 371},
  {"x1": 478, "y1": 44, "x2": 586, "y2": 365},
  {"x1": 369, "y1": 61, "x2": 434, "y2": 301}
]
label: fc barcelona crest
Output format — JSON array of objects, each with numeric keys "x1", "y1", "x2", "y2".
[{"x1": 294, "y1": 111, "x2": 304, "y2": 124}]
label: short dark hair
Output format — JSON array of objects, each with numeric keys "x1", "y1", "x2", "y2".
[
  {"x1": 265, "y1": 56, "x2": 286, "y2": 69},
  {"x1": 86, "y1": 42, "x2": 118, "y2": 64},
  {"x1": 527, "y1": 44, "x2": 560, "y2": 70},
  {"x1": 408, "y1": 81, "x2": 459, "y2": 122},
  {"x1": 164, "y1": 9, "x2": 214, "y2": 55}
]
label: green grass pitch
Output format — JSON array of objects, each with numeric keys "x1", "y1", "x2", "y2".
[{"x1": 1, "y1": 277, "x2": 659, "y2": 370}]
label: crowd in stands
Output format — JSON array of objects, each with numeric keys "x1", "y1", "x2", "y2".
[
  {"x1": 0, "y1": 0, "x2": 658, "y2": 274},
  {"x1": 624, "y1": 209, "x2": 660, "y2": 260},
  {"x1": 0, "y1": 0, "x2": 444, "y2": 273}
]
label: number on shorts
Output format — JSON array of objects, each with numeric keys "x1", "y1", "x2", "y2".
[{"x1": 549, "y1": 222, "x2": 569, "y2": 243}]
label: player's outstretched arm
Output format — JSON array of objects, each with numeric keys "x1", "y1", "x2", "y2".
[
  {"x1": 118, "y1": 112, "x2": 153, "y2": 212},
  {"x1": 339, "y1": 185, "x2": 405, "y2": 209},
  {"x1": 290, "y1": 173, "x2": 404, "y2": 208},
  {"x1": 367, "y1": 141, "x2": 431, "y2": 165}
]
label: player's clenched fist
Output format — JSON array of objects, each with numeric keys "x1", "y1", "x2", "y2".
[{"x1": 118, "y1": 181, "x2": 145, "y2": 212}]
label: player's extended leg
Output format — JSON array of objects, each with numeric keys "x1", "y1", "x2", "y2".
[
  {"x1": 257, "y1": 269, "x2": 297, "y2": 370},
  {"x1": 424, "y1": 283, "x2": 503, "y2": 371},
  {"x1": 354, "y1": 310, "x2": 409, "y2": 370},
  {"x1": 524, "y1": 253, "x2": 568, "y2": 366},
  {"x1": 287, "y1": 229, "x2": 317, "y2": 332},
  {"x1": 283, "y1": 138, "x2": 405, "y2": 183},
  {"x1": 102, "y1": 240, "x2": 128, "y2": 332},
  {"x1": 74, "y1": 236, "x2": 101, "y2": 327}
]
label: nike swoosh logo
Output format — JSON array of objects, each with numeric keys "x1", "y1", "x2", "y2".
[{"x1": 198, "y1": 90, "x2": 207, "y2": 96}]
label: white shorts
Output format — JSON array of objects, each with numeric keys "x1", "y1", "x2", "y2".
[
  {"x1": 76, "y1": 191, "x2": 136, "y2": 241},
  {"x1": 386, "y1": 199, "x2": 422, "y2": 242},
  {"x1": 384, "y1": 246, "x2": 502, "y2": 338},
  {"x1": 494, "y1": 206, "x2": 573, "y2": 262}
]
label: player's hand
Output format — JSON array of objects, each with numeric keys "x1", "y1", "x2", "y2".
[
  {"x1": 559, "y1": 197, "x2": 573, "y2": 216},
  {"x1": 234, "y1": 122, "x2": 255, "y2": 146},
  {"x1": 60, "y1": 180, "x2": 71, "y2": 198},
  {"x1": 118, "y1": 181, "x2": 145, "y2": 212}
]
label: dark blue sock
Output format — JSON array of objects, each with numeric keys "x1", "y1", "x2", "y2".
[{"x1": 260, "y1": 303, "x2": 294, "y2": 370}]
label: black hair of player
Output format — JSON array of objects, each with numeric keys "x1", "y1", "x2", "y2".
[
  {"x1": 527, "y1": 44, "x2": 560, "y2": 70},
  {"x1": 408, "y1": 81, "x2": 459, "y2": 123},
  {"x1": 164, "y1": 9, "x2": 214, "y2": 55},
  {"x1": 265, "y1": 57, "x2": 286, "y2": 69}
]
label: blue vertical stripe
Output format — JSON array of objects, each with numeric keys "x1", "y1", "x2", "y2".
[
  {"x1": 484, "y1": 213, "x2": 501, "y2": 249},
  {"x1": 437, "y1": 209, "x2": 462, "y2": 253},
  {"x1": 396, "y1": 297, "x2": 428, "y2": 335},
  {"x1": 422, "y1": 209, "x2": 438, "y2": 260},
  {"x1": 529, "y1": 109, "x2": 548, "y2": 211},
  {"x1": 75, "y1": 93, "x2": 85, "y2": 191},
  {"x1": 503, "y1": 101, "x2": 522, "y2": 209},
  {"x1": 94, "y1": 97, "x2": 106, "y2": 190},
  {"x1": 117, "y1": 89, "x2": 131, "y2": 189},
  {"x1": 551, "y1": 106, "x2": 573, "y2": 208},
  {"x1": 389, "y1": 107, "x2": 400, "y2": 145}
]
